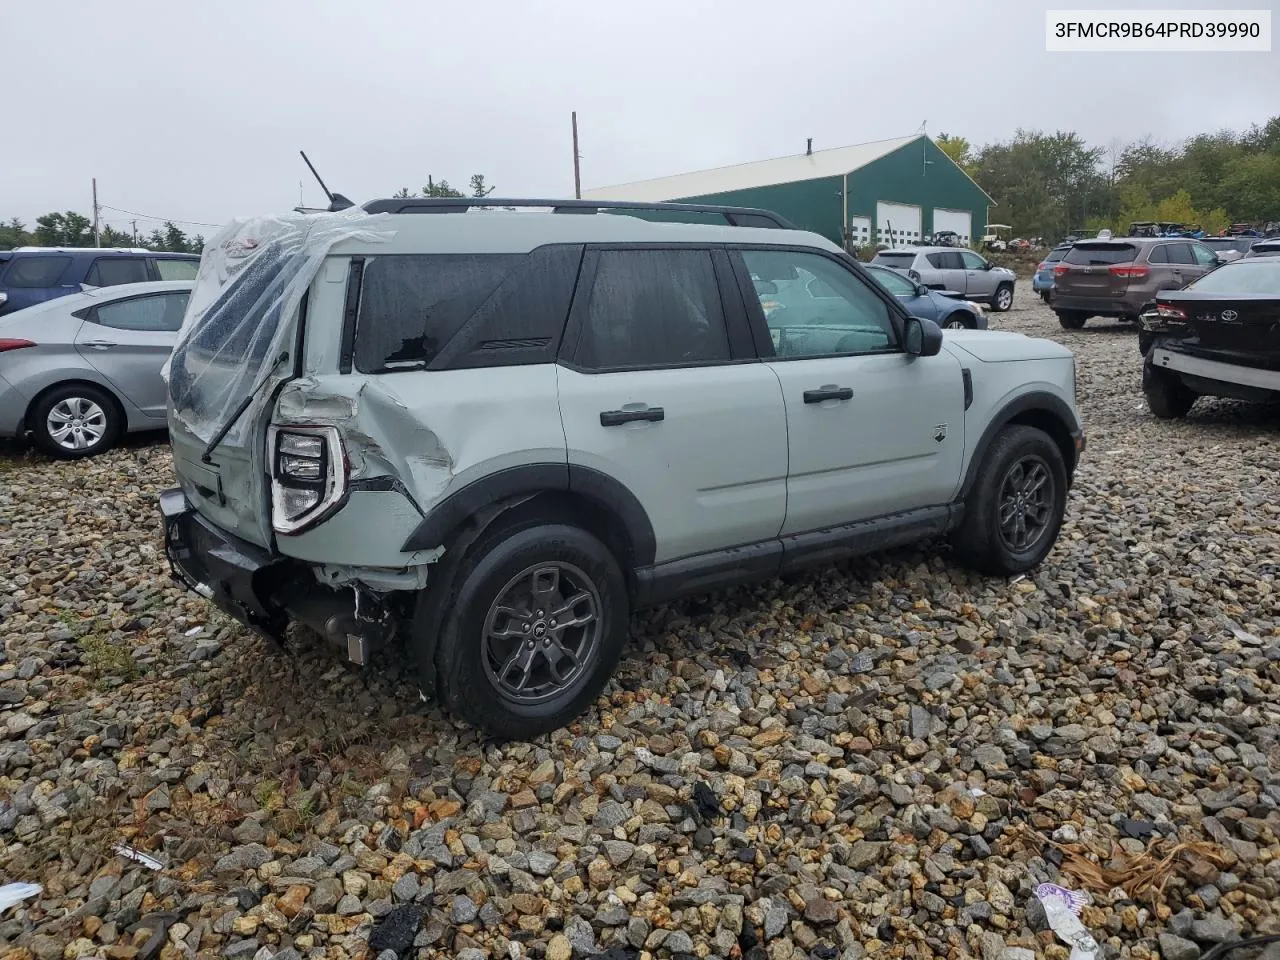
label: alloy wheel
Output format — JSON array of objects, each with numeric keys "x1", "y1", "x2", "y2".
[
  {"x1": 481, "y1": 561, "x2": 602, "y2": 705},
  {"x1": 997, "y1": 455, "x2": 1054, "y2": 552},
  {"x1": 46, "y1": 397, "x2": 107, "y2": 451}
]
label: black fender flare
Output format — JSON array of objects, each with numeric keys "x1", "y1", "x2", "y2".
[
  {"x1": 400, "y1": 462, "x2": 657, "y2": 566},
  {"x1": 956, "y1": 392, "x2": 1082, "y2": 502}
]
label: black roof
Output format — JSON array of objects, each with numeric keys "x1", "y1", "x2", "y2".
[{"x1": 360, "y1": 197, "x2": 800, "y2": 229}]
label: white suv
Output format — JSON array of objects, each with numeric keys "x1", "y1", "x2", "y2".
[
  {"x1": 871, "y1": 246, "x2": 1018, "y2": 312},
  {"x1": 159, "y1": 199, "x2": 1084, "y2": 739}
]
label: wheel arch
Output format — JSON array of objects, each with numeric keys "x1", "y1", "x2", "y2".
[
  {"x1": 958, "y1": 392, "x2": 1081, "y2": 502},
  {"x1": 24, "y1": 378, "x2": 128, "y2": 436}
]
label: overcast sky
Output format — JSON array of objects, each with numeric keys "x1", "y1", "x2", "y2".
[{"x1": 3, "y1": 0, "x2": 1276, "y2": 234}]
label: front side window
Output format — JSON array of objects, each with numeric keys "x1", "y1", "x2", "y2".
[
  {"x1": 1190, "y1": 243, "x2": 1218, "y2": 267},
  {"x1": 959, "y1": 251, "x2": 987, "y2": 270},
  {"x1": 576, "y1": 249, "x2": 729, "y2": 369},
  {"x1": 743, "y1": 249, "x2": 897, "y2": 358},
  {"x1": 3, "y1": 255, "x2": 71, "y2": 287},
  {"x1": 156, "y1": 258, "x2": 200, "y2": 281},
  {"x1": 86, "y1": 257, "x2": 149, "y2": 288},
  {"x1": 1165, "y1": 243, "x2": 1196, "y2": 266},
  {"x1": 95, "y1": 292, "x2": 189, "y2": 332}
]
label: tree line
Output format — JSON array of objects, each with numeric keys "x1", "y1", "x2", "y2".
[
  {"x1": 0, "y1": 212, "x2": 204, "y2": 253},
  {"x1": 936, "y1": 115, "x2": 1280, "y2": 241}
]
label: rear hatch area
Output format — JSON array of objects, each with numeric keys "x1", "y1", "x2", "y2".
[{"x1": 1055, "y1": 242, "x2": 1140, "y2": 300}]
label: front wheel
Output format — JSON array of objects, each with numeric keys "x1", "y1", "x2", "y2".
[
  {"x1": 29, "y1": 384, "x2": 121, "y2": 459},
  {"x1": 943, "y1": 312, "x2": 975, "y2": 330},
  {"x1": 951, "y1": 425, "x2": 1068, "y2": 576},
  {"x1": 1143, "y1": 362, "x2": 1197, "y2": 419},
  {"x1": 992, "y1": 283, "x2": 1014, "y2": 312},
  {"x1": 429, "y1": 521, "x2": 629, "y2": 740}
]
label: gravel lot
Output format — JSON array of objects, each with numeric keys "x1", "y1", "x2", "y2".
[{"x1": 2, "y1": 287, "x2": 1279, "y2": 960}]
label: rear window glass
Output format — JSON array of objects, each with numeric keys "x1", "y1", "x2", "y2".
[
  {"x1": 1249, "y1": 242, "x2": 1280, "y2": 258},
  {"x1": 1187, "y1": 259, "x2": 1280, "y2": 293},
  {"x1": 2, "y1": 255, "x2": 71, "y2": 287},
  {"x1": 875, "y1": 253, "x2": 916, "y2": 266},
  {"x1": 354, "y1": 254, "x2": 523, "y2": 373},
  {"x1": 1063, "y1": 243, "x2": 1137, "y2": 266}
]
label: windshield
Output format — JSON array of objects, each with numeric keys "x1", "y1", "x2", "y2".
[{"x1": 1185, "y1": 259, "x2": 1280, "y2": 294}]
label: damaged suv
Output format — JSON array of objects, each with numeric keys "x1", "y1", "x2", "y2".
[{"x1": 159, "y1": 199, "x2": 1084, "y2": 739}]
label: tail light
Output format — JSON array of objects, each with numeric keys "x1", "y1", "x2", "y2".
[
  {"x1": 1054, "y1": 264, "x2": 1070, "y2": 277},
  {"x1": 0, "y1": 338, "x2": 36, "y2": 352},
  {"x1": 1108, "y1": 265, "x2": 1149, "y2": 279},
  {"x1": 267, "y1": 425, "x2": 348, "y2": 535},
  {"x1": 1036, "y1": 262, "x2": 1049, "y2": 272},
  {"x1": 1156, "y1": 303, "x2": 1187, "y2": 320}
]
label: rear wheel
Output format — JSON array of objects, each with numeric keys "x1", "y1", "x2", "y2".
[
  {"x1": 427, "y1": 520, "x2": 629, "y2": 740},
  {"x1": 1056, "y1": 310, "x2": 1088, "y2": 330},
  {"x1": 951, "y1": 425, "x2": 1067, "y2": 575},
  {"x1": 29, "y1": 384, "x2": 122, "y2": 459},
  {"x1": 992, "y1": 283, "x2": 1014, "y2": 312},
  {"x1": 1143, "y1": 362, "x2": 1197, "y2": 419}
]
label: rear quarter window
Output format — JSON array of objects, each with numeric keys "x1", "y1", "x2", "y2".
[
  {"x1": 2, "y1": 255, "x2": 72, "y2": 287},
  {"x1": 1063, "y1": 244, "x2": 1137, "y2": 266}
]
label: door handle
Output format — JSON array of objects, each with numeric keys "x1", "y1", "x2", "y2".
[
  {"x1": 81, "y1": 340, "x2": 118, "y2": 349},
  {"x1": 600, "y1": 407, "x2": 665, "y2": 427},
  {"x1": 803, "y1": 385, "x2": 853, "y2": 404}
]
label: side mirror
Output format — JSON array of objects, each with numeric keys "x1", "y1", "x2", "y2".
[
  {"x1": 983, "y1": 261, "x2": 993, "y2": 270},
  {"x1": 915, "y1": 283, "x2": 930, "y2": 297},
  {"x1": 904, "y1": 316, "x2": 944, "y2": 357}
]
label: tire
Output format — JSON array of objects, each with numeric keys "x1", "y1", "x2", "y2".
[
  {"x1": 1056, "y1": 310, "x2": 1088, "y2": 330},
  {"x1": 1143, "y1": 362, "x2": 1196, "y2": 419},
  {"x1": 942, "y1": 312, "x2": 975, "y2": 330},
  {"x1": 951, "y1": 424, "x2": 1068, "y2": 576},
  {"x1": 992, "y1": 283, "x2": 1014, "y2": 312},
  {"x1": 1040, "y1": 291, "x2": 1051, "y2": 304},
  {"x1": 1137, "y1": 330, "x2": 1153, "y2": 356},
  {"x1": 29, "y1": 383, "x2": 122, "y2": 459},
  {"x1": 428, "y1": 520, "x2": 629, "y2": 739}
]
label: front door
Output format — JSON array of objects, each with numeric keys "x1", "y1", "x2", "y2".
[
  {"x1": 557, "y1": 247, "x2": 788, "y2": 564},
  {"x1": 734, "y1": 247, "x2": 967, "y2": 536},
  {"x1": 959, "y1": 250, "x2": 996, "y2": 298},
  {"x1": 75, "y1": 291, "x2": 188, "y2": 418}
]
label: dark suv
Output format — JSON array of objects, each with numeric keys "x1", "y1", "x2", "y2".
[
  {"x1": 1051, "y1": 237, "x2": 1221, "y2": 329},
  {"x1": 0, "y1": 248, "x2": 200, "y2": 317}
]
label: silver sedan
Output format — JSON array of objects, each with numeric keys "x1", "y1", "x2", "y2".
[{"x1": 0, "y1": 280, "x2": 192, "y2": 458}]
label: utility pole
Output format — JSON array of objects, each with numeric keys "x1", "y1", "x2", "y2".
[
  {"x1": 91, "y1": 178, "x2": 101, "y2": 247},
  {"x1": 572, "y1": 111, "x2": 582, "y2": 199},
  {"x1": 131, "y1": 220, "x2": 138, "y2": 245}
]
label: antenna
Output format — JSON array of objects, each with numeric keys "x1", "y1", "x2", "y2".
[{"x1": 299, "y1": 150, "x2": 354, "y2": 212}]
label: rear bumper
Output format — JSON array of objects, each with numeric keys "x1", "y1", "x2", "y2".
[
  {"x1": 1152, "y1": 347, "x2": 1280, "y2": 395},
  {"x1": 1032, "y1": 273, "x2": 1055, "y2": 292},
  {"x1": 159, "y1": 488, "x2": 287, "y2": 635},
  {"x1": 1052, "y1": 295, "x2": 1138, "y2": 316},
  {"x1": 0, "y1": 372, "x2": 31, "y2": 438}
]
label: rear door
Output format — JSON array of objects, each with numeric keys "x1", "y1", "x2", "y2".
[
  {"x1": 84, "y1": 256, "x2": 150, "y2": 289},
  {"x1": 733, "y1": 246, "x2": 965, "y2": 536},
  {"x1": 929, "y1": 251, "x2": 966, "y2": 292},
  {"x1": 557, "y1": 247, "x2": 787, "y2": 564},
  {"x1": 75, "y1": 291, "x2": 189, "y2": 418}
]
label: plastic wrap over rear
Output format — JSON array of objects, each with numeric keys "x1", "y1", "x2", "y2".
[{"x1": 163, "y1": 210, "x2": 395, "y2": 445}]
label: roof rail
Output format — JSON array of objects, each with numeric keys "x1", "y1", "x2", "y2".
[
  {"x1": 360, "y1": 197, "x2": 800, "y2": 230},
  {"x1": 12, "y1": 245, "x2": 156, "y2": 254}
]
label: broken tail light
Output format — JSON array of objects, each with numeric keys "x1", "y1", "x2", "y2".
[
  {"x1": 1053, "y1": 264, "x2": 1070, "y2": 277},
  {"x1": 267, "y1": 425, "x2": 348, "y2": 534},
  {"x1": 1156, "y1": 303, "x2": 1187, "y2": 320},
  {"x1": 1108, "y1": 265, "x2": 1150, "y2": 280}
]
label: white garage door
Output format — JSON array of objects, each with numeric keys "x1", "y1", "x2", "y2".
[
  {"x1": 932, "y1": 208, "x2": 973, "y2": 244},
  {"x1": 876, "y1": 202, "x2": 922, "y2": 246},
  {"x1": 848, "y1": 215, "x2": 872, "y2": 248}
]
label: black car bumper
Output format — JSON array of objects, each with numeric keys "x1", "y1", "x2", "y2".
[{"x1": 159, "y1": 488, "x2": 288, "y2": 638}]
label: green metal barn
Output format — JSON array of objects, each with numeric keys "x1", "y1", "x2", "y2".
[{"x1": 582, "y1": 134, "x2": 994, "y2": 250}]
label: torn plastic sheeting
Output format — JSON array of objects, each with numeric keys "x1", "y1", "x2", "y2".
[
  {"x1": 163, "y1": 209, "x2": 395, "y2": 447},
  {"x1": 112, "y1": 842, "x2": 164, "y2": 870},
  {"x1": 0, "y1": 882, "x2": 42, "y2": 912},
  {"x1": 1035, "y1": 883, "x2": 1099, "y2": 960}
]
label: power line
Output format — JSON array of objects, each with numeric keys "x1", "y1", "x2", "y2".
[{"x1": 98, "y1": 203, "x2": 221, "y2": 228}]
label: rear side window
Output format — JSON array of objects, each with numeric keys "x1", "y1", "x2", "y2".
[
  {"x1": 86, "y1": 257, "x2": 149, "y2": 287},
  {"x1": 1165, "y1": 243, "x2": 1195, "y2": 266},
  {"x1": 354, "y1": 254, "x2": 522, "y2": 372},
  {"x1": 575, "y1": 249, "x2": 729, "y2": 370},
  {"x1": 3, "y1": 255, "x2": 71, "y2": 287},
  {"x1": 155, "y1": 258, "x2": 200, "y2": 281},
  {"x1": 95, "y1": 292, "x2": 189, "y2": 332},
  {"x1": 1064, "y1": 243, "x2": 1137, "y2": 265}
]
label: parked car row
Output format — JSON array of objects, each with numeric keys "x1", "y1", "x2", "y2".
[
  {"x1": 869, "y1": 247, "x2": 1017, "y2": 311},
  {"x1": 0, "y1": 247, "x2": 198, "y2": 316}
]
